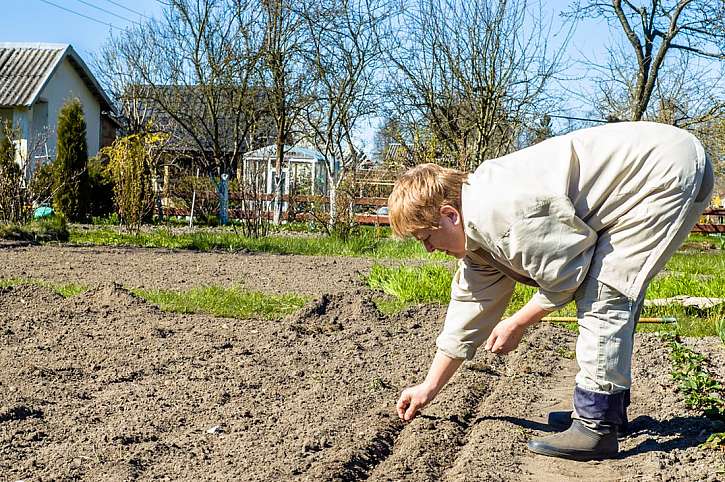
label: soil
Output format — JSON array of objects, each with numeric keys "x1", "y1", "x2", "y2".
[
  {"x1": 0, "y1": 244, "x2": 378, "y2": 295},
  {"x1": 1, "y1": 245, "x2": 724, "y2": 481}
]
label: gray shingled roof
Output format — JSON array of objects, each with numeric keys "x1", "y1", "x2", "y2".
[{"x1": 0, "y1": 42, "x2": 114, "y2": 111}]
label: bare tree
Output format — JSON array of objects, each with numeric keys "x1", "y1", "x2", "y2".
[
  {"x1": 383, "y1": 0, "x2": 569, "y2": 170},
  {"x1": 96, "y1": 0, "x2": 268, "y2": 224},
  {"x1": 259, "y1": 0, "x2": 311, "y2": 224},
  {"x1": 570, "y1": 0, "x2": 725, "y2": 122},
  {"x1": 299, "y1": 0, "x2": 388, "y2": 228}
]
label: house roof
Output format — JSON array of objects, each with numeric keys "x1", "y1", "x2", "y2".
[
  {"x1": 122, "y1": 84, "x2": 274, "y2": 155},
  {"x1": 245, "y1": 144, "x2": 325, "y2": 162},
  {"x1": 0, "y1": 42, "x2": 114, "y2": 112}
]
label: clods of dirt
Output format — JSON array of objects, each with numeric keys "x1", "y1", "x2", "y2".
[{"x1": 288, "y1": 292, "x2": 382, "y2": 334}]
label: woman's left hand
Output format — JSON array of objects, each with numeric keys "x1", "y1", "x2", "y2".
[{"x1": 484, "y1": 317, "x2": 526, "y2": 355}]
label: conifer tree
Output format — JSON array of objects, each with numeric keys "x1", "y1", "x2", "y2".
[
  {"x1": 0, "y1": 133, "x2": 21, "y2": 222},
  {"x1": 53, "y1": 98, "x2": 89, "y2": 220}
]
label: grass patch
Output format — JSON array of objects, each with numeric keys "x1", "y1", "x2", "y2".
[
  {"x1": 372, "y1": 295, "x2": 409, "y2": 316},
  {"x1": 0, "y1": 216, "x2": 69, "y2": 242},
  {"x1": 663, "y1": 251, "x2": 725, "y2": 277},
  {"x1": 70, "y1": 226, "x2": 446, "y2": 260},
  {"x1": 0, "y1": 277, "x2": 87, "y2": 297},
  {"x1": 643, "y1": 254, "x2": 725, "y2": 337},
  {"x1": 367, "y1": 264, "x2": 452, "y2": 304},
  {"x1": 133, "y1": 285, "x2": 308, "y2": 320},
  {"x1": 365, "y1": 250, "x2": 725, "y2": 337}
]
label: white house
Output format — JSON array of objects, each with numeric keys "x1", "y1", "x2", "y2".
[
  {"x1": 242, "y1": 144, "x2": 331, "y2": 202},
  {"x1": 0, "y1": 43, "x2": 116, "y2": 177}
]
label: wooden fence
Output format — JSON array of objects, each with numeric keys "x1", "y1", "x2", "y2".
[
  {"x1": 163, "y1": 193, "x2": 391, "y2": 225},
  {"x1": 693, "y1": 208, "x2": 725, "y2": 234},
  {"x1": 163, "y1": 194, "x2": 725, "y2": 231}
]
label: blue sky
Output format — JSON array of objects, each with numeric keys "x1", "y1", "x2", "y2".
[
  {"x1": 2, "y1": 1, "x2": 607, "y2": 54},
  {"x1": 1, "y1": 0, "x2": 163, "y2": 58},
  {"x1": 1, "y1": 0, "x2": 614, "y2": 149}
]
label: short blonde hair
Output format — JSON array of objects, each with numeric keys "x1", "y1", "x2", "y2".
[{"x1": 388, "y1": 163, "x2": 468, "y2": 238}]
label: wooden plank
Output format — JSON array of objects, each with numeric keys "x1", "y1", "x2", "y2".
[
  {"x1": 543, "y1": 316, "x2": 676, "y2": 324},
  {"x1": 692, "y1": 223, "x2": 725, "y2": 234}
]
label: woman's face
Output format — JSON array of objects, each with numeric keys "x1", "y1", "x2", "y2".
[{"x1": 413, "y1": 206, "x2": 466, "y2": 258}]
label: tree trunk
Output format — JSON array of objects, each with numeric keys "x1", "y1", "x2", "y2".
[{"x1": 273, "y1": 111, "x2": 286, "y2": 224}]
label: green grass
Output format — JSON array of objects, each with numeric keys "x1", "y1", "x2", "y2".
[
  {"x1": 0, "y1": 278, "x2": 310, "y2": 320},
  {"x1": 132, "y1": 285, "x2": 309, "y2": 320},
  {"x1": 372, "y1": 296, "x2": 409, "y2": 316},
  {"x1": 0, "y1": 216, "x2": 69, "y2": 242},
  {"x1": 642, "y1": 251, "x2": 725, "y2": 336},
  {"x1": 663, "y1": 251, "x2": 725, "y2": 277},
  {"x1": 365, "y1": 248, "x2": 725, "y2": 337},
  {"x1": 0, "y1": 277, "x2": 87, "y2": 297},
  {"x1": 70, "y1": 226, "x2": 446, "y2": 260},
  {"x1": 367, "y1": 264, "x2": 452, "y2": 304}
]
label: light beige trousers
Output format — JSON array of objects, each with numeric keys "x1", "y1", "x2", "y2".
[{"x1": 574, "y1": 157, "x2": 714, "y2": 394}]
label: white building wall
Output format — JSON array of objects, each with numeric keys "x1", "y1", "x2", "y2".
[
  {"x1": 11, "y1": 108, "x2": 30, "y2": 170},
  {"x1": 38, "y1": 57, "x2": 101, "y2": 159}
]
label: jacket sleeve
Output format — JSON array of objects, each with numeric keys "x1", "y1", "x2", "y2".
[
  {"x1": 436, "y1": 256, "x2": 515, "y2": 360},
  {"x1": 500, "y1": 196, "x2": 597, "y2": 310}
]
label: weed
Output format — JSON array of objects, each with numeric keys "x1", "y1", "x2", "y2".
[
  {"x1": 555, "y1": 346, "x2": 576, "y2": 359},
  {"x1": 369, "y1": 377, "x2": 390, "y2": 391},
  {"x1": 717, "y1": 318, "x2": 725, "y2": 346},
  {"x1": 700, "y1": 432, "x2": 725, "y2": 452},
  {"x1": 661, "y1": 333, "x2": 725, "y2": 419}
]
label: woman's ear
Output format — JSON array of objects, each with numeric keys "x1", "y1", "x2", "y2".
[{"x1": 439, "y1": 205, "x2": 461, "y2": 225}]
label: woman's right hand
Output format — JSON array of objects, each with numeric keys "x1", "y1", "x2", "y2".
[{"x1": 396, "y1": 383, "x2": 436, "y2": 421}]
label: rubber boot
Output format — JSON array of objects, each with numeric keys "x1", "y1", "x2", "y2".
[
  {"x1": 529, "y1": 387, "x2": 625, "y2": 460},
  {"x1": 548, "y1": 409, "x2": 629, "y2": 435},
  {"x1": 527, "y1": 419, "x2": 618, "y2": 461},
  {"x1": 548, "y1": 388, "x2": 630, "y2": 433}
]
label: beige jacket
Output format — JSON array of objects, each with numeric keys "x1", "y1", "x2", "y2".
[{"x1": 437, "y1": 121, "x2": 708, "y2": 360}]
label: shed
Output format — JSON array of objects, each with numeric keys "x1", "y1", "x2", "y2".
[{"x1": 242, "y1": 144, "x2": 330, "y2": 199}]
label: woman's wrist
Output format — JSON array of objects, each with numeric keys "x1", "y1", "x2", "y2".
[
  {"x1": 422, "y1": 351, "x2": 464, "y2": 396},
  {"x1": 422, "y1": 375, "x2": 446, "y2": 396},
  {"x1": 512, "y1": 298, "x2": 552, "y2": 328},
  {"x1": 509, "y1": 312, "x2": 534, "y2": 329}
]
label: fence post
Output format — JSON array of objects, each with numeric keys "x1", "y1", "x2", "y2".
[{"x1": 219, "y1": 173, "x2": 229, "y2": 226}]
